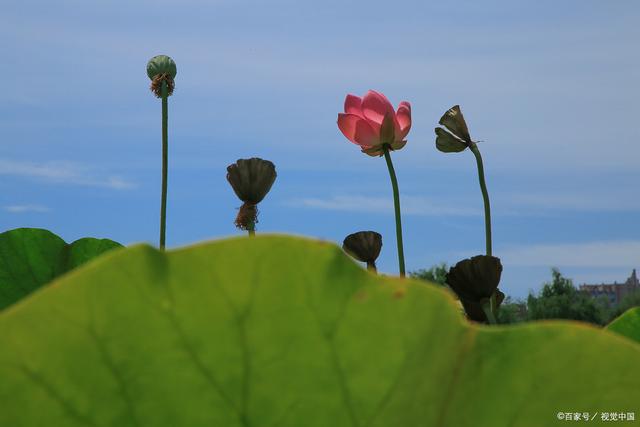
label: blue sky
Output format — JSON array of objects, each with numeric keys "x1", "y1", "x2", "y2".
[{"x1": 1, "y1": 0, "x2": 639, "y2": 298}]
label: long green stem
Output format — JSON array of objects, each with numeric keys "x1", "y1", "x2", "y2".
[
  {"x1": 482, "y1": 301, "x2": 497, "y2": 324},
  {"x1": 471, "y1": 143, "x2": 498, "y2": 321},
  {"x1": 382, "y1": 144, "x2": 405, "y2": 277},
  {"x1": 247, "y1": 222, "x2": 256, "y2": 237},
  {"x1": 470, "y1": 144, "x2": 491, "y2": 257},
  {"x1": 159, "y1": 81, "x2": 168, "y2": 250}
]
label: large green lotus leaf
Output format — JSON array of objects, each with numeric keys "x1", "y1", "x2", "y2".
[
  {"x1": 0, "y1": 228, "x2": 122, "y2": 310},
  {"x1": 0, "y1": 236, "x2": 638, "y2": 426},
  {"x1": 607, "y1": 307, "x2": 640, "y2": 343}
]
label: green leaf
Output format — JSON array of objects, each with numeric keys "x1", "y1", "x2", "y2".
[
  {"x1": 64, "y1": 237, "x2": 123, "y2": 268},
  {"x1": 0, "y1": 228, "x2": 122, "y2": 310},
  {"x1": 606, "y1": 307, "x2": 640, "y2": 343},
  {"x1": 435, "y1": 127, "x2": 467, "y2": 153},
  {"x1": 0, "y1": 236, "x2": 638, "y2": 426}
]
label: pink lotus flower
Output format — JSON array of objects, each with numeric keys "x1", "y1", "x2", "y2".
[{"x1": 337, "y1": 90, "x2": 411, "y2": 156}]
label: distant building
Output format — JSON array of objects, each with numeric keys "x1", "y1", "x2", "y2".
[{"x1": 579, "y1": 269, "x2": 639, "y2": 305}]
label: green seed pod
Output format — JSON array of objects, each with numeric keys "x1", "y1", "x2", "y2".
[
  {"x1": 147, "y1": 55, "x2": 177, "y2": 98},
  {"x1": 342, "y1": 231, "x2": 382, "y2": 265},
  {"x1": 147, "y1": 55, "x2": 177, "y2": 80}
]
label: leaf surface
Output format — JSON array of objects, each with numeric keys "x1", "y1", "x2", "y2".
[
  {"x1": 0, "y1": 236, "x2": 638, "y2": 426},
  {"x1": 607, "y1": 307, "x2": 640, "y2": 344},
  {"x1": 0, "y1": 228, "x2": 122, "y2": 310}
]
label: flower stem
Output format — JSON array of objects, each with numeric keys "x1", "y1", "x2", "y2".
[
  {"x1": 366, "y1": 261, "x2": 377, "y2": 273},
  {"x1": 247, "y1": 221, "x2": 256, "y2": 237},
  {"x1": 471, "y1": 144, "x2": 499, "y2": 319},
  {"x1": 159, "y1": 80, "x2": 168, "y2": 250},
  {"x1": 482, "y1": 300, "x2": 497, "y2": 324},
  {"x1": 382, "y1": 144, "x2": 405, "y2": 277},
  {"x1": 470, "y1": 144, "x2": 491, "y2": 257}
]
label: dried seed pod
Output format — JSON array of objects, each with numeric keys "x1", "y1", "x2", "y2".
[
  {"x1": 226, "y1": 158, "x2": 277, "y2": 231},
  {"x1": 459, "y1": 289, "x2": 505, "y2": 323},
  {"x1": 446, "y1": 255, "x2": 504, "y2": 322},
  {"x1": 343, "y1": 231, "x2": 382, "y2": 271},
  {"x1": 446, "y1": 255, "x2": 502, "y2": 303}
]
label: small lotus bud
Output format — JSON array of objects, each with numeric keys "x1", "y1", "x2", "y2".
[
  {"x1": 147, "y1": 55, "x2": 177, "y2": 98},
  {"x1": 226, "y1": 158, "x2": 277, "y2": 231},
  {"x1": 446, "y1": 255, "x2": 502, "y2": 303},
  {"x1": 342, "y1": 231, "x2": 382, "y2": 271}
]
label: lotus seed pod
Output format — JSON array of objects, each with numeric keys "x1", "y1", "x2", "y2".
[
  {"x1": 446, "y1": 255, "x2": 503, "y2": 304},
  {"x1": 226, "y1": 158, "x2": 277, "y2": 205},
  {"x1": 147, "y1": 55, "x2": 177, "y2": 98},
  {"x1": 342, "y1": 231, "x2": 382, "y2": 264},
  {"x1": 460, "y1": 289, "x2": 505, "y2": 323},
  {"x1": 147, "y1": 55, "x2": 177, "y2": 79},
  {"x1": 226, "y1": 158, "x2": 277, "y2": 231}
]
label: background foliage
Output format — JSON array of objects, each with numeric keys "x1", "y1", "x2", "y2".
[{"x1": 0, "y1": 228, "x2": 122, "y2": 310}]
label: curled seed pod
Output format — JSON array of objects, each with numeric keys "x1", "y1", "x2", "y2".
[
  {"x1": 439, "y1": 105, "x2": 471, "y2": 144},
  {"x1": 459, "y1": 289, "x2": 505, "y2": 323},
  {"x1": 226, "y1": 158, "x2": 277, "y2": 230},
  {"x1": 434, "y1": 105, "x2": 473, "y2": 153},
  {"x1": 446, "y1": 255, "x2": 502, "y2": 302},
  {"x1": 147, "y1": 55, "x2": 177, "y2": 98},
  {"x1": 446, "y1": 255, "x2": 503, "y2": 322},
  {"x1": 342, "y1": 231, "x2": 382, "y2": 265}
]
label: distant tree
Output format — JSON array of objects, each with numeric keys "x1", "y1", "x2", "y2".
[
  {"x1": 607, "y1": 289, "x2": 640, "y2": 322},
  {"x1": 409, "y1": 265, "x2": 639, "y2": 327},
  {"x1": 497, "y1": 296, "x2": 527, "y2": 324},
  {"x1": 527, "y1": 268, "x2": 608, "y2": 325},
  {"x1": 410, "y1": 262, "x2": 448, "y2": 286}
]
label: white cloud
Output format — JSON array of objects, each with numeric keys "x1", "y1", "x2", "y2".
[
  {"x1": 494, "y1": 188, "x2": 640, "y2": 214},
  {"x1": 0, "y1": 159, "x2": 136, "y2": 190},
  {"x1": 288, "y1": 195, "x2": 481, "y2": 217},
  {"x1": 499, "y1": 241, "x2": 640, "y2": 267},
  {"x1": 3, "y1": 204, "x2": 50, "y2": 213}
]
